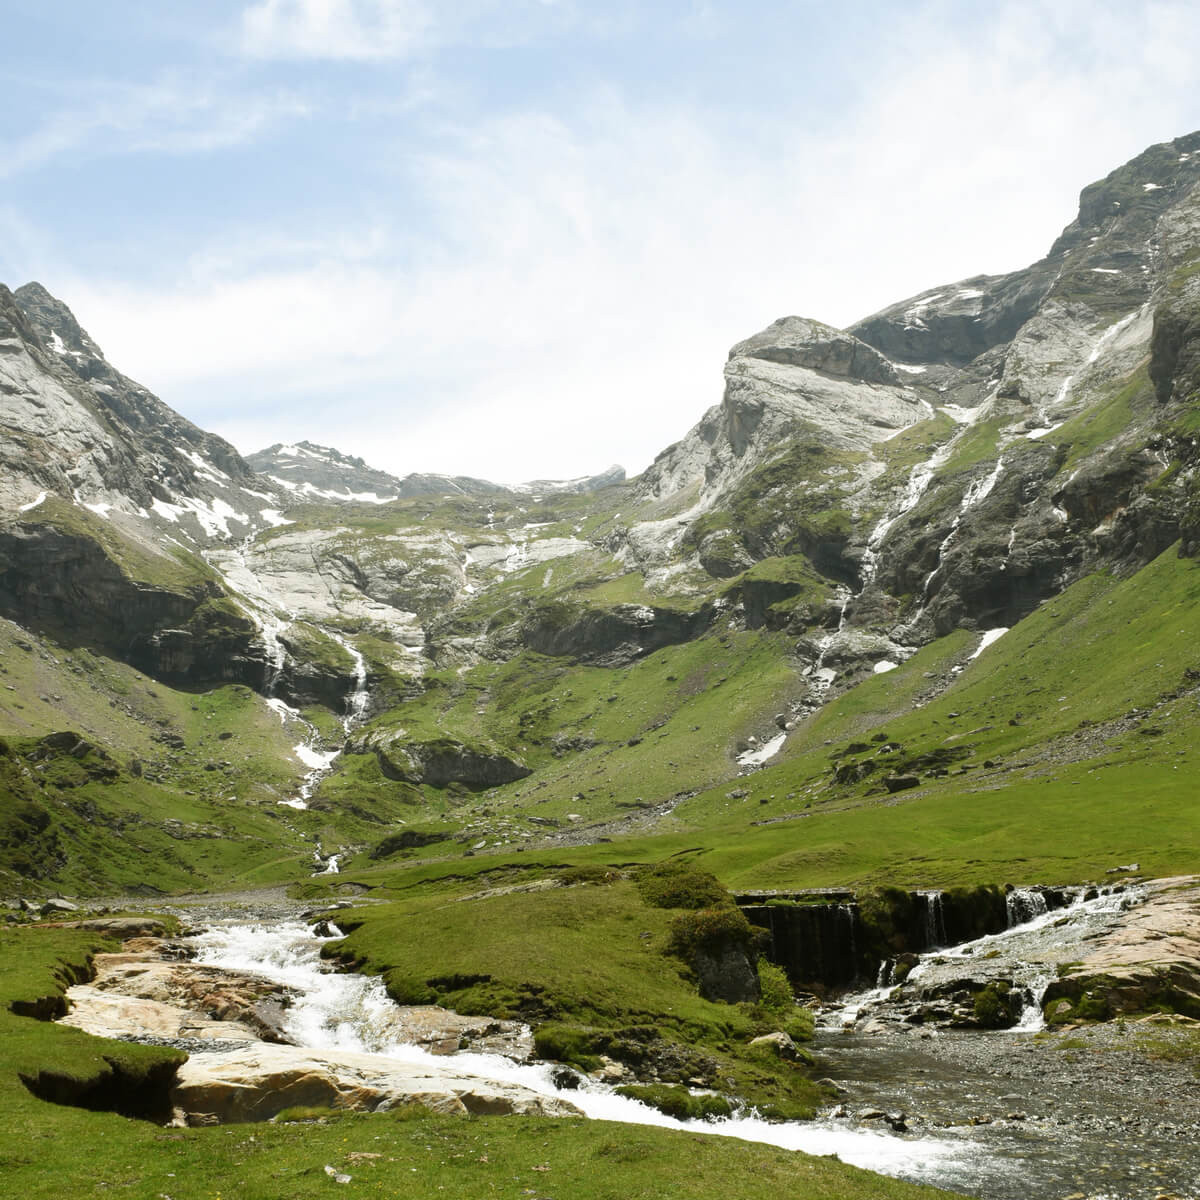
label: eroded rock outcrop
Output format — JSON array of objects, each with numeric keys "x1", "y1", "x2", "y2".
[
  {"x1": 173, "y1": 1043, "x2": 581, "y2": 1124},
  {"x1": 351, "y1": 729, "x2": 531, "y2": 789}
]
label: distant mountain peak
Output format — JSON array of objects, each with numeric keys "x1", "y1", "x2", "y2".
[{"x1": 247, "y1": 441, "x2": 626, "y2": 503}]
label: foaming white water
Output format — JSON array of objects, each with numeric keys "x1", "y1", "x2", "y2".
[
  {"x1": 817, "y1": 982, "x2": 895, "y2": 1032},
  {"x1": 190, "y1": 919, "x2": 980, "y2": 1184},
  {"x1": 823, "y1": 886, "x2": 1143, "y2": 1034},
  {"x1": 192, "y1": 921, "x2": 401, "y2": 1053},
  {"x1": 914, "y1": 886, "x2": 1142, "y2": 975},
  {"x1": 903, "y1": 886, "x2": 1144, "y2": 1032}
]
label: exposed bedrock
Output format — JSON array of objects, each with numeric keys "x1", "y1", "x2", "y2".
[
  {"x1": 520, "y1": 601, "x2": 715, "y2": 666},
  {"x1": 351, "y1": 729, "x2": 532, "y2": 790}
]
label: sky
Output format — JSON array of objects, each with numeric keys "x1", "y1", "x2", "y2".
[{"x1": 3, "y1": 2, "x2": 1199, "y2": 485}]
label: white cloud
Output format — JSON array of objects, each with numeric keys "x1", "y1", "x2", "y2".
[
  {"x1": 238, "y1": 0, "x2": 433, "y2": 59},
  {"x1": 0, "y1": 75, "x2": 310, "y2": 179},
  {"x1": 50, "y1": 0, "x2": 1200, "y2": 483}
]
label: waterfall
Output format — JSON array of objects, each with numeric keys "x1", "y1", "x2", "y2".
[
  {"x1": 808, "y1": 588, "x2": 852, "y2": 695},
  {"x1": 327, "y1": 630, "x2": 369, "y2": 730},
  {"x1": 838, "y1": 903, "x2": 858, "y2": 968},
  {"x1": 205, "y1": 536, "x2": 292, "y2": 696},
  {"x1": 1026, "y1": 308, "x2": 1143, "y2": 438},
  {"x1": 1006, "y1": 887, "x2": 1049, "y2": 927},
  {"x1": 919, "y1": 890, "x2": 947, "y2": 949},
  {"x1": 181, "y1": 919, "x2": 979, "y2": 1185},
  {"x1": 918, "y1": 457, "x2": 1006, "y2": 604}
]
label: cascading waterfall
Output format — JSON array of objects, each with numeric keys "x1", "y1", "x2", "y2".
[
  {"x1": 327, "y1": 630, "x2": 369, "y2": 730},
  {"x1": 205, "y1": 536, "x2": 293, "y2": 695},
  {"x1": 858, "y1": 440, "x2": 956, "y2": 590},
  {"x1": 918, "y1": 457, "x2": 1005, "y2": 605},
  {"x1": 823, "y1": 885, "x2": 1144, "y2": 1035},
  {"x1": 807, "y1": 588, "x2": 852, "y2": 695},
  {"x1": 1025, "y1": 308, "x2": 1143, "y2": 439},
  {"x1": 1006, "y1": 887, "x2": 1049, "y2": 927},
  {"x1": 919, "y1": 890, "x2": 947, "y2": 949}
]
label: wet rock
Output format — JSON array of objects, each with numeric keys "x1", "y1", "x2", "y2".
[{"x1": 691, "y1": 940, "x2": 762, "y2": 1005}]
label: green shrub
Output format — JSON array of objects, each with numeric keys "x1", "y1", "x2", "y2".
[
  {"x1": 757, "y1": 961, "x2": 794, "y2": 1012},
  {"x1": 615, "y1": 1083, "x2": 732, "y2": 1121},
  {"x1": 637, "y1": 860, "x2": 730, "y2": 910},
  {"x1": 973, "y1": 982, "x2": 1015, "y2": 1029},
  {"x1": 666, "y1": 906, "x2": 756, "y2": 959}
]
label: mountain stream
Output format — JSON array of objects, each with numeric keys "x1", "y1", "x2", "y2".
[
  {"x1": 183, "y1": 909, "x2": 986, "y2": 1191},
  {"x1": 73, "y1": 889, "x2": 1194, "y2": 1200}
]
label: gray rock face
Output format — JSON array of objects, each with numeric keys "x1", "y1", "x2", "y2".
[
  {"x1": 851, "y1": 270, "x2": 1056, "y2": 368},
  {"x1": 353, "y1": 729, "x2": 532, "y2": 789},
  {"x1": 637, "y1": 321, "x2": 930, "y2": 509},
  {"x1": 729, "y1": 317, "x2": 899, "y2": 384},
  {"x1": 520, "y1": 601, "x2": 716, "y2": 666},
  {"x1": 1, "y1": 283, "x2": 277, "y2": 539},
  {"x1": 249, "y1": 441, "x2": 513, "y2": 503},
  {"x1": 514, "y1": 464, "x2": 626, "y2": 496}
]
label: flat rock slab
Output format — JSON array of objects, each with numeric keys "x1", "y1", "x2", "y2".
[
  {"x1": 173, "y1": 1043, "x2": 581, "y2": 1124},
  {"x1": 60, "y1": 984, "x2": 260, "y2": 1044},
  {"x1": 1074, "y1": 876, "x2": 1200, "y2": 972},
  {"x1": 79, "y1": 955, "x2": 293, "y2": 1042},
  {"x1": 38, "y1": 917, "x2": 171, "y2": 938}
]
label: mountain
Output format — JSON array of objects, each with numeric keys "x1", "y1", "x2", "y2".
[
  {"x1": 3, "y1": 135, "x2": 1200, "y2": 1200},
  {"x1": 1, "y1": 131, "x2": 1199, "y2": 903},
  {"x1": 246, "y1": 440, "x2": 498, "y2": 503},
  {"x1": 247, "y1": 439, "x2": 627, "y2": 503}
]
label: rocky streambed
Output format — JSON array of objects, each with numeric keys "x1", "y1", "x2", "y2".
[
  {"x1": 59, "y1": 912, "x2": 571, "y2": 1124},
  {"x1": 51, "y1": 898, "x2": 992, "y2": 1190},
  {"x1": 812, "y1": 877, "x2": 1200, "y2": 1200}
]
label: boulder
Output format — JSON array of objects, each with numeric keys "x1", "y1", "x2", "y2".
[
  {"x1": 65, "y1": 916, "x2": 170, "y2": 938},
  {"x1": 172, "y1": 1044, "x2": 582, "y2": 1124},
  {"x1": 748, "y1": 1031, "x2": 800, "y2": 1061},
  {"x1": 356, "y1": 730, "x2": 531, "y2": 790},
  {"x1": 692, "y1": 942, "x2": 761, "y2": 1004}
]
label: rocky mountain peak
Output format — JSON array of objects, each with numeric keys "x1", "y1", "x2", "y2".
[
  {"x1": 729, "y1": 316, "x2": 899, "y2": 385},
  {"x1": 514, "y1": 464, "x2": 627, "y2": 495},
  {"x1": 13, "y1": 280, "x2": 105, "y2": 362}
]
